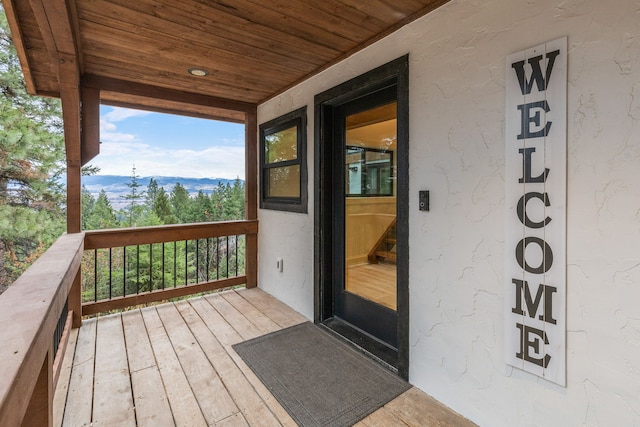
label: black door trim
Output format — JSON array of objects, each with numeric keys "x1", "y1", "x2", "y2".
[{"x1": 313, "y1": 55, "x2": 409, "y2": 379}]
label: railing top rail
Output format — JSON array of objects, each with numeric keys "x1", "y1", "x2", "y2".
[
  {"x1": 0, "y1": 232, "x2": 84, "y2": 427},
  {"x1": 84, "y1": 219, "x2": 259, "y2": 249}
]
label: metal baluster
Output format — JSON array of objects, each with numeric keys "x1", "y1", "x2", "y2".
[
  {"x1": 162, "y1": 242, "x2": 165, "y2": 290},
  {"x1": 216, "y1": 237, "x2": 220, "y2": 280},
  {"x1": 196, "y1": 239, "x2": 200, "y2": 283},
  {"x1": 123, "y1": 246, "x2": 127, "y2": 296},
  {"x1": 206, "y1": 238, "x2": 210, "y2": 282},
  {"x1": 149, "y1": 243, "x2": 153, "y2": 291},
  {"x1": 235, "y1": 235, "x2": 239, "y2": 277},
  {"x1": 109, "y1": 248, "x2": 112, "y2": 299},
  {"x1": 185, "y1": 240, "x2": 188, "y2": 285},
  {"x1": 94, "y1": 249, "x2": 98, "y2": 302},
  {"x1": 136, "y1": 245, "x2": 140, "y2": 294},
  {"x1": 226, "y1": 236, "x2": 229, "y2": 277}
]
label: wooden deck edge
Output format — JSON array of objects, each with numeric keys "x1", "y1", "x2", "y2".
[{"x1": 81, "y1": 276, "x2": 247, "y2": 316}]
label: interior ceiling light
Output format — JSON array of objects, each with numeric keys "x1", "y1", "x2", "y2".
[{"x1": 188, "y1": 67, "x2": 208, "y2": 77}]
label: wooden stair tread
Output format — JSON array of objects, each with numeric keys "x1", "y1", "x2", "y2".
[{"x1": 375, "y1": 250, "x2": 397, "y2": 261}]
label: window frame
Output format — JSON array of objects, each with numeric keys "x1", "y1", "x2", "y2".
[
  {"x1": 345, "y1": 145, "x2": 394, "y2": 197},
  {"x1": 259, "y1": 106, "x2": 308, "y2": 213}
]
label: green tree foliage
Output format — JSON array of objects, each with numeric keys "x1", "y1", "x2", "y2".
[
  {"x1": 86, "y1": 190, "x2": 118, "y2": 230},
  {"x1": 170, "y1": 182, "x2": 190, "y2": 223},
  {"x1": 123, "y1": 166, "x2": 145, "y2": 227},
  {"x1": 190, "y1": 190, "x2": 212, "y2": 223},
  {"x1": 145, "y1": 177, "x2": 158, "y2": 209},
  {"x1": 210, "y1": 178, "x2": 245, "y2": 221},
  {"x1": 0, "y1": 7, "x2": 66, "y2": 289},
  {"x1": 81, "y1": 186, "x2": 95, "y2": 230},
  {"x1": 153, "y1": 187, "x2": 174, "y2": 224}
]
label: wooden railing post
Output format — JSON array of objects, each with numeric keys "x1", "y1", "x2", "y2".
[
  {"x1": 246, "y1": 234, "x2": 258, "y2": 288},
  {"x1": 68, "y1": 268, "x2": 82, "y2": 329},
  {"x1": 245, "y1": 109, "x2": 258, "y2": 288},
  {"x1": 21, "y1": 349, "x2": 53, "y2": 427}
]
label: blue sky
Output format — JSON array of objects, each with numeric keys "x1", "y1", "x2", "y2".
[{"x1": 92, "y1": 106, "x2": 245, "y2": 179}]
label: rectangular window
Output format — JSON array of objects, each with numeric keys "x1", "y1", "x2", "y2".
[
  {"x1": 259, "y1": 106, "x2": 307, "y2": 212},
  {"x1": 345, "y1": 146, "x2": 393, "y2": 197}
]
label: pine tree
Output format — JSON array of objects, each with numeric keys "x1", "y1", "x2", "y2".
[
  {"x1": 191, "y1": 190, "x2": 212, "y2": 222},
  {"x1": 210, "y1": 181, "x2": 226, "y2": 220},
  {"x1": 80, "y1": 186, "x2": 95, "y2": 230},
  {"x1": 87, "y1": 190, "x2": 118, "y2": 230},
  {"x1": 0, "y1": 6, "x2": 66, "y2": 289},
  {"x1": 145, "y1": 177, "x2": 158, "y2": 210},
  {"x1": 226, "y1": 178, "x2": 245, "y2": 220},
  {"x1": 122, "y1": 165, "x2": 145, "y2": 227},
  {"x1": 153, "y1": 186, "x2": 174, "y2": 224},
  {"x1": 170, "y1": 182, "x2": 190, "y2": 223}
]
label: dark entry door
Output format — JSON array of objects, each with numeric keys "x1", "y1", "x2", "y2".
[
  {"x1": 315, "y1": 56, "x2": 409, "y2": 377},
  {"x1": 332, "y1": 87, "x2": 399, "y2": 348}
]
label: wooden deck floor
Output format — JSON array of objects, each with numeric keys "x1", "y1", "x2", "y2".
[{"x1": 53, "y1": 288, "x2": 474, "y2": 427}]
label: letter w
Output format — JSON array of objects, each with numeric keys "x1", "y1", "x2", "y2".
[{"x1": 511, "y1": 50, "x2": 560, "y2": 95}]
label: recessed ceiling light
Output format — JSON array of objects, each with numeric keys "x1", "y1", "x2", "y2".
[{"x1": 188, "y1": 68, "x2": 208, "y2": 77}]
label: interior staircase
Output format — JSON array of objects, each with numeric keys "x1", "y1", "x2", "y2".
[{"x1": 368, "y1": 218, "x2": 397, "y2": 264}]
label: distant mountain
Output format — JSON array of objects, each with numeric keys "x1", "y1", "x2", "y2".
[{"x1": 82, "y1": 175, "x2": 242, "y2": 209}]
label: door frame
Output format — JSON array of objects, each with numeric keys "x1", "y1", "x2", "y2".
[{"x1": 313, "y1": 55, "x2": 409, "y2": 379}]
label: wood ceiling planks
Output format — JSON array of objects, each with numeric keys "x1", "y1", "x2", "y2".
[{"x1": 8, "y1": 0, "x2": 450, "y2": 118}]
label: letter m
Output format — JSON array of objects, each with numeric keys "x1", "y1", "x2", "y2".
[
  {"x1": 512, "y1": 279, "x2": 558, "y2": 325},
  {"x1": 511, "y1": 50, "x2": 560, "y2": 95}
]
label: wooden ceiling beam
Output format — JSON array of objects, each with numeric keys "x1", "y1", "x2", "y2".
[
  {"x1": 83, "y1": 74, "x2": 257, "y2": 114},
  {"x1": 2, "y1": 0, "x2": 37, "y2": 94},
  {"x1": 100, "y1": 98, "x2": 246, "y2": 124},
  {"x1": 25, "y1": 0, "x2": 60, "y2": 77}
]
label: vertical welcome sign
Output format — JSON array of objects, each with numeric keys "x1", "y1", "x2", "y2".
[{"x1": 505, "y1": 37, "x2": 567, "y2": 386}]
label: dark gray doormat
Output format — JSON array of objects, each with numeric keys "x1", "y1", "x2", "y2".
[{"x1": 232, "y1": 322, "x2": 411, "y2": 427}]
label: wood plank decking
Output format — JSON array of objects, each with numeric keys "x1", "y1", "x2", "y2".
[{"x1": 53, "y1": 288, "x2": 474, "y2": 427}]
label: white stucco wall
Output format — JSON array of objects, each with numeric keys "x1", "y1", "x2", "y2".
[{"x1": 257, "y1": 1, "x2": 640, "y2": 425}]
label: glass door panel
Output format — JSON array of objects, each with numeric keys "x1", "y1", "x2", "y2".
[{"x1": 343, "y1": 102, "x2": 397, "y2": 311}]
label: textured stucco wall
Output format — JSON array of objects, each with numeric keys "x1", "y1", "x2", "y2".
[{"x1": 257, "y1": 1, "x2": 640, "y2": 425}]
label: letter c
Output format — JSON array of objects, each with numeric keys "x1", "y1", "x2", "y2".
[{"x1": 517, "y1": 192, "x2": 551, "y2": 228}]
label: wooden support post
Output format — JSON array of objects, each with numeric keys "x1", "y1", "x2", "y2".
[
  {"x1": 66, "y1": 162, "x2": 81, "y2": 233},
  {"x1": 81, "y1": 86, "x2": 100, "y2": 165},
  {"x1": 245, "y1": 109, "x2": 258, "y2": 288},
  {"x1": 58, "y1": 53, "x2": 82, "y2": 234},
  {"x1": 21, "y1": 350, "x2": 53, "y2": 427}
]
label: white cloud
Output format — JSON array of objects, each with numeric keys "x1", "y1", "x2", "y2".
[
  {"x1": 100, "y1": 107, "x2": 145, "y2": 144},
  {"x1": 90, "y1": 144, "x2": 245, "y2": 179},
  {"x1": 100, "y1": 131, "x2": 138, "y2": 144},
  {"x1": 103, "y1": 108, "x2": 152, "y2": 123},
  {"x1": 100, "y1": 120, "x2": 117, "y2": 132},
  {"x1": 91, "y1": 107, "x2": 245, "y2": 179}
]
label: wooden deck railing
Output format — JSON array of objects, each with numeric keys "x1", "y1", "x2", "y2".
[
  {"x1": 0, "y1": 233, "x2": 84, "y2": 427},
  {"x1": 0, "y1": 219, "x2": 258, "y2": 426},
  {"x1": 82, "y1": 220, "x2": 258, "y2": 315}
]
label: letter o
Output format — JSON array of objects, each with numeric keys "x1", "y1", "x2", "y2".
[{"x1": 515, "y1": 237, "x2": 553, "y2": 274}]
